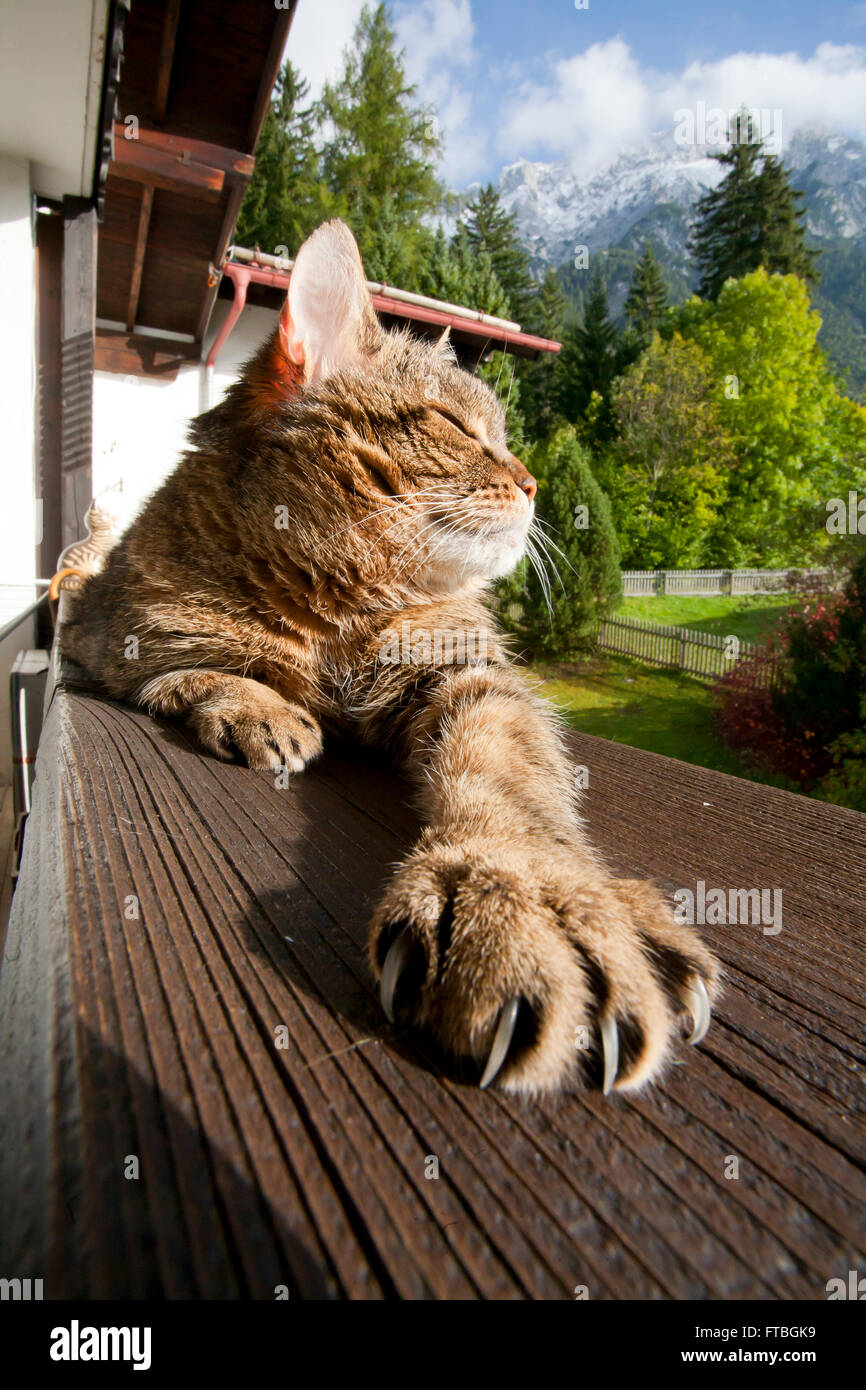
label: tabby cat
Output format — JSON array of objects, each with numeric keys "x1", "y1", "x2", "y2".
[{"x1": 61, "y1": 220, "x2": 718, "y2": 1095}]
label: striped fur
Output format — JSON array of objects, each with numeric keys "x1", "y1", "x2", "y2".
[{"x1": 61, "y1": 221, "x2": 718, "y2": 1095}]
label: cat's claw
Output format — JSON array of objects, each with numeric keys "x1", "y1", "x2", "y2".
[
  {"x1": 479, "y1": 998, "x2": 520, "y2": 1090},
  {"x1": 682, "y1": 975, "x2": 711, "y2": 1045},
  {"x1": 600, "y1": 1014, "x2": 620, "y2": 1095},
  {"x1": 380, "y1": 926, "x2": 415, "y2": 1023}
]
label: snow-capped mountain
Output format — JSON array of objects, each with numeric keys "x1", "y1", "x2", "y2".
[
  {"x1": 493, "y1": 128, "x2": 866, "y2": 272},
  {"x1": 497, "y1": 138, "x2": 723, "y2": 270},
  {"x1": 478, "y1": 127, "x2": 866, "y2": 394}
]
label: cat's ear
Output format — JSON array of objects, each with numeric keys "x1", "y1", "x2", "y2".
[{"x1": 279, "y1": 220, "x2": 380, "y2": 386}]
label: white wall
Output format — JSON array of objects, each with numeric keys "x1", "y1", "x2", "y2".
[
  {"x1": 0, "y1": 155, "x2": 36, "y2": 598},
  {"x1": 92, "y1": 299, "x2": 280, "y2": 532},
  {"x1": 0, "y1": 154, "x2": 37, "y2": 791}
]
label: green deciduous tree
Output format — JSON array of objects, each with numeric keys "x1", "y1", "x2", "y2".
[
  {"x1": 674, "y1": 268, "x2": 866, "y2": 564},
  {"x1": 599, "y1": 332, "x2": 735, "y2": 568}
]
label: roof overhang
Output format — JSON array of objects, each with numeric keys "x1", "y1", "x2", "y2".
[
  {"x1": 96, "y1": 0, "x2": 296, "y2": 343},
  {"x1": 0, "y1": 0, "x2": 112, "y2": 200}
]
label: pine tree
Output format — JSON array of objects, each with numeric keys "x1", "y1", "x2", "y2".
[
  {"x1": 235, "y1": 63, "x2": 333, "y2": 254},
  {"x1": 362, "y1": 193, "x2": 414, "y2": 283},
  {"x1": 624, "y1": 243, "x2": 669, "y2": 346},
  {"x1": 556, "y1": 259, "x2": 618, "y2": 438},
  {"x1": 690, "y1": 108, "x2": 819, "y2": 300},
  {"x1": 318, "y1": 3, "x2": 442, "y2": 274},
  {"x1": 521, "y1": 267, "x2": 569, "y2": 437},
  {"x1": 463, "y1": 183, "x2": 535, "y2": 324},
  {"x1": 506, "y1": 429, "x2": 622, "y2": 657},
  {"x1": 756, "y1": 152, "x2": 819, "y2": 284}
]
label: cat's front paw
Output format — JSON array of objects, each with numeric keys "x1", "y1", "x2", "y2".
[
  {"x1": 369, "y1": 843, "x2": 720, "y2": 1097},
  {"x1": 188, "y1": 685, "x2": 322, "y2": 773}
]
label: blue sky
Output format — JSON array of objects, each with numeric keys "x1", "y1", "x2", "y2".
[
  {"x1": 288, "y1": 0, "x2": 866, "y2": 185},
  {"x1": 469, "y1": 0, "x2": 866, "y2": 72}
]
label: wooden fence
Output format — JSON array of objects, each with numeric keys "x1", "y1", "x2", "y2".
[
  {"x1": 597, "y1": 615, "x2": 782, "y2": 686},
  {"x1": 622, "y1": 568, "x2": 836, "y2": 597}
]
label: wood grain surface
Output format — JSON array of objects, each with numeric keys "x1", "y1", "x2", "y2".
[{"x1": 1, "y1": 686, "x2": 863, "y2": 1299}]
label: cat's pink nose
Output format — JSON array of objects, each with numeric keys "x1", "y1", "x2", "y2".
[{"x1": 507, "y1": 454, "x2": 537, "y2": 502}]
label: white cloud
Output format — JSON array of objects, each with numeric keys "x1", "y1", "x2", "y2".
[
  {"x1": 284, "y1": 0, "x2": 366, "y2": 99},
  {"x1": 394, "y1": 0, "x2": 489, "y2": 184},
  {"x1": 284, "y1": 3, "x2": 866, "y2": 189},
  {"x1": 498, "y1": 38, "x2": 866, "y2": 174},
  {"x1": 663, "y1": 43, "x2": 866, "y2": 145},
  {"x1": 501, "y1": 38, "x2": 652, "y2": 175}
]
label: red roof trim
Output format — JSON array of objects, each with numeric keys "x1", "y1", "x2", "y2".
[
  {"x1": 368, "y1": 293, "x2": 561, "y2": 353},
  {"x1": 218, "y1": 260, "x2": 561, "y2": 357}
]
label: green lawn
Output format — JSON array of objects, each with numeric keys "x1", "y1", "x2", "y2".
[
  {"x1": 620, "y1": 592, "x2": 795, "y2": 644},
  {"x1": 531, "y1": 654, "x2": 798, "y2": 790}
]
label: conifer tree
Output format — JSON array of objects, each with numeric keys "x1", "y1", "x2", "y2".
[
  {"x1": 464, "y1": 183, "x2": 535, "y2": 324},
  {"x1": 417, "y1": 222, "x2": 509, "y2": 318},
  {"x1": 624, "y1": 243, "x2": 669, "y2": 346},
  {"x1": 556, "y1": 260, "x2": 618, "y2": 437},
  {"x1": 236, "y1": 63, "x2": 333, "y2": 254},
  {"x1": 318, "y1": 3, "x2": 442, "y2": 273},
  {"x1": 756, "y1": 152, "x2": 819, "y2": 284},
  {"x1": 521, "y1": 267, "x2": 569, "y2": 437},
  {"x1": 505, "y1": 429, "x2": 622, "y2": 657},
  {"x1": 690, "y1": 108, "x2": 819, "y2": 299}
]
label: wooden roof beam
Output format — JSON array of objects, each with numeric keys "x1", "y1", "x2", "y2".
[
  {"x1": 153, "y1": 0, "x2": 182, "y2": 123},
  {"x1": 196, "y1": 4, "x2": 297, "y2": 342},
  {"x1": 113, "y1": 123, "x2": 255, "y2": 184},
  {"x1": 109, "y1": 140, "x2": 225, "y2": 201},
  {"x1": 126, "y1": 186, "x2": 153, "y2": 332}
]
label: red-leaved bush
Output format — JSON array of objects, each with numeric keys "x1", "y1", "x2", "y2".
[{"x1": 714, "y1": 568, "x2": 863, "y2": 790}]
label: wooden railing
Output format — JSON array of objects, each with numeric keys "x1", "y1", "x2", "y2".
[{"x1": 2, "y1": 681, "x2": 863, "y2": 1298}]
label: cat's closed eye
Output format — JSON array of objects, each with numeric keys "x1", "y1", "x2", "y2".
[{"x1": 427, "y1": 405, "x2": 480, "y2": 442}]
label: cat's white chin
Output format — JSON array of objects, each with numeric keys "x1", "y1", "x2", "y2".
[{"x1": 422, "y1": 516, "x2": 530, "y2": 590}]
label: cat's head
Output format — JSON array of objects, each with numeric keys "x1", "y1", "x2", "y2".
[{"x1": 279, "y1": 219, "x2": 536, "y2": 593}]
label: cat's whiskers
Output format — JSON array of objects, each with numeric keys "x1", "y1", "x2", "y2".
[
  {"x1": 523, "y1": 534, "x2": 553, "y2": 615},
  {"x1": 388, "y1": 499, "x2": 488, "y2": 582},
  {"x1": 363, "y1": 496, "x2": 464, "y2": 563},
  {"x1": 529, "y1": 520, "x2": 574, "y2": 581},
  {"x1": 389, "y1": 511, "x2": 467, "y2": 575},
  {"x1": 333, "y1": 484, "x2": 458, "y2": 540}
]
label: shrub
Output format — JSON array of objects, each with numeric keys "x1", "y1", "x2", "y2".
[
  {"x1": 498, "y1": 428, "x2": 622, "y2": 658},
  {"x1": 714, "y1": 550, "x2": 866, "y2": 795},
  {"x1": 816, "y1": 714, "x2": 866, "y2": 812}
]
